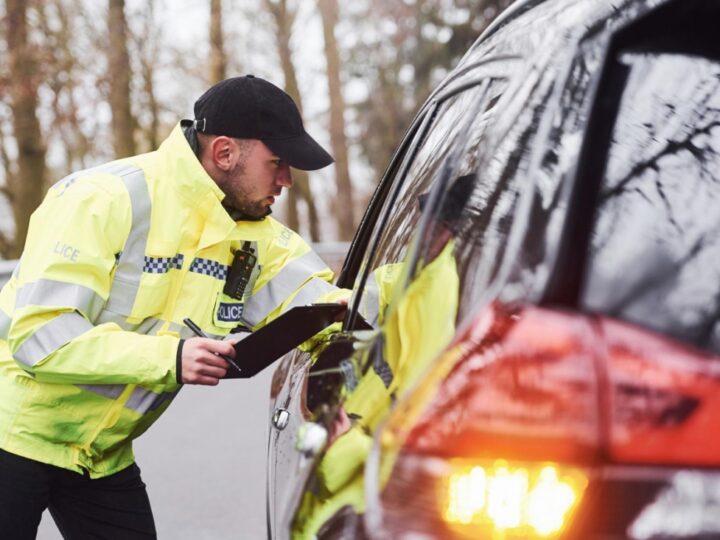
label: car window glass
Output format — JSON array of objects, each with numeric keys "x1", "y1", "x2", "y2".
[
  {"x1": 446, "y1": 92, "x2": 544, "y2": 323},
  {"x1": 303, "y1": 78, "x2": 508, "y2": 426},
  {"x1": 352, "y1": 79, "x2": 508, "y2": 324},
  {"x1": 499, "y1": 44, "x2": 604, "y2": 306},
  {"x1": 375, "y1": 82, "x2": 504, "y2": 268},
  {"x1": 323, "y1": 77, "x2": 508, "y2": 427},
  {"x1": 581, "y1": 52, "x2": 720, "y2": 353},
  {"x1": 412, "y1": 59, "x2": 563, "y2": 326}
]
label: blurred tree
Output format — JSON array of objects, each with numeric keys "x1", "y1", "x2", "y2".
[
  {"x1": 349, "y1": 0, "x2": 514, "y2": 180},
  {"x1": 131, "y1": 0, "x2": 162, "y2": 151},
  {"x1": 37, "y1": 0, "x2": 93, "y2": 172},
  {"x1": 209, "y1": 0, "x2": 227, "y2": 83},
  {"x1": 108, "y1": 0, "x2": 136, "y2": 157},
  {"x1": 264, "y1": 0, "x2": 320, "y2": 241},
  {"x1": 317, "y1": 0, "x2": 355, "y2": 241},
  {"x1": 3, "y1": 0, "x2": 47, "y2": 258},
  {"x1": 0, "y1": 0, "x2": 519, "y2": 252}
]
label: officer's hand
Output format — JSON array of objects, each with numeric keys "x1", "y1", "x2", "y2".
[{"x1": 181, "y1": 337, "x2": 236, "y2": 385}]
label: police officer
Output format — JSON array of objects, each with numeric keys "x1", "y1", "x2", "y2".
[{"x1": 0, "y1": 76, "x2": 342, "y2": 538}]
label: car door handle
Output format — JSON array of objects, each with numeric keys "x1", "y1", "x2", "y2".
[{"x1": 272, "y1": 408, "x2": 290, "y2": 431}]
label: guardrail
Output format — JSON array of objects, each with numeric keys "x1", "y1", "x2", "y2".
[{"x1": 0, "y1": 243, "x2": 349, "y2": 290}]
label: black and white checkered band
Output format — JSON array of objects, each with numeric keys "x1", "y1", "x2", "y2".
[
  {"x1": 189, "y1": 257, "x2": 228, "y2": 280},
  {"x1": 143, "y1": 254, "x2": 184, "y2": 274}
]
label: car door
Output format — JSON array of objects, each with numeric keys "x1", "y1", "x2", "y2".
[{"x1": 273, "y1": 62, "x2": 533, "y2": 539}]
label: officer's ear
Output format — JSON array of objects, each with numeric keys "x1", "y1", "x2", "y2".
[{"x1": 208, "y1": 136, "x2": 235, "y2": 172}]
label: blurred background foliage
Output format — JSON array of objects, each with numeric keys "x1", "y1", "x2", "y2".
[{"x1": 0, "y1": 0, "x2": 513, "y2": 258}]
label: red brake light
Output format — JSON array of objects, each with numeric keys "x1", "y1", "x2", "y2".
[
  {"x1": 600, "y1": 317, "x2": 720, "y2": 466},
  {"x1": 397, "y1": 303, "x2": 603, "y2": 464}
]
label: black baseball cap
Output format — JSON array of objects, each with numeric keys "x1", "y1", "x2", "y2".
[{"x1": 192, "y1": 75, "x2": 334, "y2": 171}]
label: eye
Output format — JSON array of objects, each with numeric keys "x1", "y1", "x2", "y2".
[{"x1": 271, "y1": 159, "x2": 283, "y2": 167}]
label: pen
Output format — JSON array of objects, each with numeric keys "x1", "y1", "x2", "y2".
[{"x1": 182, "y1": 318, "x2": 242, "y2": 374}]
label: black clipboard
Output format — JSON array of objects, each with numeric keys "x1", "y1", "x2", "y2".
[{"x1": 224, "y1": 303, "x2": 349, "y2": 379}]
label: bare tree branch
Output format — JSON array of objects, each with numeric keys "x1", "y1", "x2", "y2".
[{"x1": 601, "y1": 118, "x2": 720, "y2": 202}]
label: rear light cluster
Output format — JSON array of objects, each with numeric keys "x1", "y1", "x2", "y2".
[
  {"x1": 443, "y1": 460, "x2": 587, "y2": 537},
  {"x1": 367, "y1": 447, "x2": 589, "y2": 539},
  {"x1": 364, "y1": 303, "x2": 720, "y2": 539}
]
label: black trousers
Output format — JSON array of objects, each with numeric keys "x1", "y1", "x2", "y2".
[{"x1": 0, "y1": 448, "x2": 156, "y2": 539}]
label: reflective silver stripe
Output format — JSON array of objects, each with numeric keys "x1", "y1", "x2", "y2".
[
  {"x1": 16, "y1": 280, "x2": 105, "y2": 321},
  {"x1": 282, "y1": 278, "x2": 336, "y2": 313},
  {"x1": 95, "y1": 309, "x2": 131, "y2": 329},
  {"x1": 168, "y1": 321, "x2": 188, "y2": 337},
  {"x1": 52, "y1": 161, "x2": 137, "y2": 193},
  {"x1": 125, "y1": 386, "x2": 179, "y2": 414},
  {"x1": 360, "y1": 272, "x2": 381, "y2": 328},
  {"x1": 134, "y1": 317, "x2": 165, "y2": 335},
  {"x1": 0, "y1": 308, "x2": 11, "y2": 340},
  {"x1": 96, "y1": 311, "x2": 163, "y2": 334},
  {"x1": 101, "y1": 280, "x2": 139, "y2": 317},
  {"x1": 104, "y1": 166, "x2": 151, "y2": 315},
  {"x1": 168, "y1": 321, "x2": 223, "y2": 340},
  {"x1": 95, "y1": 314, "x2": 224, "y2": 340},
  {"x1": 77, "y1": 383, "x2": 126, "y2": 400},
  {"x1": 14, "y1": 312, "x2": 93, "y2": 368},
  {"x1": 242, "y1": 250, "x2": 329, "y2": 326}
]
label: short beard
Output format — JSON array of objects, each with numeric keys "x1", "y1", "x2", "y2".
[
  {"x1": 221, "y1": 139, "x2": 271, "y2": 220},
  {"x1": 229, "y1": 196, "x2": 272, "y2": 220}
]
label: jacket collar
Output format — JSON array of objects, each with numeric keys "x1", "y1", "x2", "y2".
[
  {"x1": 157, "y1": 122, "x2": 227, "y2": 206},
  {"x1": 157, "y1": 123, "x2": 241, "y2": 249}
]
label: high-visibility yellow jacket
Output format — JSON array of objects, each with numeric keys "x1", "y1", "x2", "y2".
[{"x1": 0, "y1": 123, "x2": 339, "y2": 478}]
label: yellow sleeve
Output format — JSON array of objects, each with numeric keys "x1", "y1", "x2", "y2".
[
  {"x1": 246, "y1": 222, "x2": 344, "y2": 330},
  {"x1": 6, "y1": 174, "x2": 179, "y2": 386}
]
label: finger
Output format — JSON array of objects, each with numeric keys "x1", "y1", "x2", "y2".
[
  {"x1": 193, "y1": 375, "x2": 221, "y2": 386},
  {"x1": 198, "y1": 353, "x2": 232, "y2": 369},
  {"x1": 182, "y1": 370, "x2": 221, "y2": 385},
  {"x1": 196, "y1": 338, "x2": 236, "y2": 358},
  {"x1": 206, "y1": 340, "x2": 236, "y2": 358},
  {"x1": 198, "y1": 364, "x2": 228, "y2": 379}
]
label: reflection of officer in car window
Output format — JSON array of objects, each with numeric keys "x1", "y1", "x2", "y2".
[{"x1": 293, "y1": 174, "x2": 474, "y2": 539}]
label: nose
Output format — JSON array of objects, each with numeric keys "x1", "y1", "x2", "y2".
[{"x1": 277, "y1": 163, "x2": 293, "y2": 189}]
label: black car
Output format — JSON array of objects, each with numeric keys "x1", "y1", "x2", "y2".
[{"x1": 267, "y1": 0, "x2": 720, "y2": 538}]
